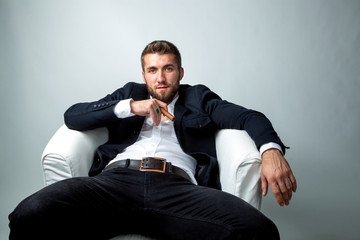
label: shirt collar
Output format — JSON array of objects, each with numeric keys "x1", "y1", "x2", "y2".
[{"x1": 169, "y1": 95, "x2": 179, "y2": 107}]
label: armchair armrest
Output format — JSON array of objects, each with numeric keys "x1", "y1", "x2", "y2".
[
  {"x1": 41, "y1": 124, "x2": 109, "y2": 186},
  {"x1": 216, "y1": 129, "x2": 262, "y2": 209}
]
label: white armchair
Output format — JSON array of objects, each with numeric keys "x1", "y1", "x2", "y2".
[{"x1": 41, "y1": 125, "x2": 262, "y2": 239}]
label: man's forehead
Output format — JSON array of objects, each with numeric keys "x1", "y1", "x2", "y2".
[{"x1": 143, "y1": 53, "x2": 177, "y2": 66}]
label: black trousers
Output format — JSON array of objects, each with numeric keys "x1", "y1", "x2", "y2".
[{"x1": 9, "y1": 168, "x2": 279, "y2": 240}]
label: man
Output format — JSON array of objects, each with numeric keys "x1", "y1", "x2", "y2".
[{"x1": 9, "y1": 40, "x2": 296, "y2": 240}]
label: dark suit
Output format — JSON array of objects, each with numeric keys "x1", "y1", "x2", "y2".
[{"x1": 64, "y1": 82, "x2": 286, "y2": 189}]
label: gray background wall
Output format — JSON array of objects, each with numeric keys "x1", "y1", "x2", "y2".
[{"x1": 1, "y1": 0, "x2": 359, "y2": 239}]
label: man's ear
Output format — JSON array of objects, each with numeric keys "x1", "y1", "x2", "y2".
[
  {"x1": 142, "y1": 71, "x2": 146, "y2": 83},
  {"x1": 179, "y1": 67, "x2": 184, "y2": 81}
]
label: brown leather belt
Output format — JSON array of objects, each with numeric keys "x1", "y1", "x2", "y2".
[{"x1": 103, "y1": 157, "x2": 191, "y2": 182}]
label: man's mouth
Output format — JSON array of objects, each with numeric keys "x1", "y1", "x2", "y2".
[{"x1": 157, "y1": 86, "x2": 168, "y2": 90}]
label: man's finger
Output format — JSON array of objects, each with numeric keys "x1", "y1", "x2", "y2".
[
  {"x1": 285, "y1": 176, "x2": 292, "y2": 191},
  {"x1": 150, "y1": 105, "x2": 161, "y2": 126},
  {"x1": 270, "y1": 182, "x2": 285, "y2": 206},
  {"x1": 289, "y1": 174, "x2": 297, "y2": 192},
  {"x1": 261, "y1": 174, "x2": 268, "y2": 196},
  {"x1": 278, "y1": 180, "x2": 290, "y2": 205}
]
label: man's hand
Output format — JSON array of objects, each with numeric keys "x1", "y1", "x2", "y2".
[
  {"x1": 261, "y1": 149, "x2": 297, "y2": 206},
  {"x1": 130, "y1": 99, "x2": 168, "y2": 126}
]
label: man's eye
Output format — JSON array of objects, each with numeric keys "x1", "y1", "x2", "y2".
[
  {"x1": 148, "y1": 69, "x2": 156, "y2": 73},
  {"x1": 166, "y1": 67, "x2": 173, "y2": 71}
]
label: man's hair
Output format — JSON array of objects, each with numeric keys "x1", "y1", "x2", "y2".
[{"x1": 141, "y1": 40, "x2": 182, "y2": 71}]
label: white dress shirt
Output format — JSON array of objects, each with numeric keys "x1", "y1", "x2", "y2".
[{"x1": 109, "y1": 97, "x2": 198, "y2": 184}]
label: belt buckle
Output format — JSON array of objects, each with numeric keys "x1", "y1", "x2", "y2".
[{"x1": 140, "y1": 157, "x2": 167, "y2": 173}]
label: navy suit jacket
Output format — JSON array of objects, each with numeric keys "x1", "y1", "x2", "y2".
[{"x1": 64, "y1": 82, "x2": 286, "y2": 189}]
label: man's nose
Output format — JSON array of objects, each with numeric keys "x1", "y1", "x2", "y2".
[{"x1": 157, "y1": 70, "x2": 165, "y2": 82}]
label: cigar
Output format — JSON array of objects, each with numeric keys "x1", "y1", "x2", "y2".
[{"x1": 160, "y1": 107, "x2": 176, "y2": 122}]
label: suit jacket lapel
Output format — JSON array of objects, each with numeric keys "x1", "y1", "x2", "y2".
[{"x1": 174, "y1": 93, "x2": 189, "y2": 147}]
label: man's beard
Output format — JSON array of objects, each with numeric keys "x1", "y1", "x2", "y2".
[{"x1": 146, "y1": 80, "x2": 180, "y2": 104}]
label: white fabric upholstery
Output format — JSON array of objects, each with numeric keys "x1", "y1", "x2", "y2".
[
  {"x1": 41, "y1": 125, "x2": 109, "y2": 186},
  {"x1": 215, "y1": 129, "x2": 262, "y2": 209}
]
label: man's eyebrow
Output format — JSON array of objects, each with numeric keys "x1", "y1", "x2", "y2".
[
  {"x1": 163, "y1": 64, "x2": 176, "y2": 68},
  {"x1": 146, "y1": 66, "x2": 157, "y2": 70},
  {"x1": 146, "y1": 64, "x2": 176, "y2": 70}
]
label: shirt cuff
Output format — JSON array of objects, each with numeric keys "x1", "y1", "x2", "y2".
[
  {"x1": 259, "y1": 142, "x2": 283, "y2": 157},
  {"x1": 114, "y1": 98, "x2": 135, "y2": 118}
]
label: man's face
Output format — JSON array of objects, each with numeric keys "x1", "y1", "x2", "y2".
[{"x1": 142, "y1": 53, "x2": 184, "y2": 104}]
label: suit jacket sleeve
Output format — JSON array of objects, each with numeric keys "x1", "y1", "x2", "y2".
[
  {"x1": 64, "y1": 82, "x2": 137, "y2": 131},
  {"x1": 191, "y1": 85, "x2": 287, "y2": 153}
]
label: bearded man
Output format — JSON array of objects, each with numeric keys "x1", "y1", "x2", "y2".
[{"x1": 9, "y1": 40, "x2": 296, "y2": 240}]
